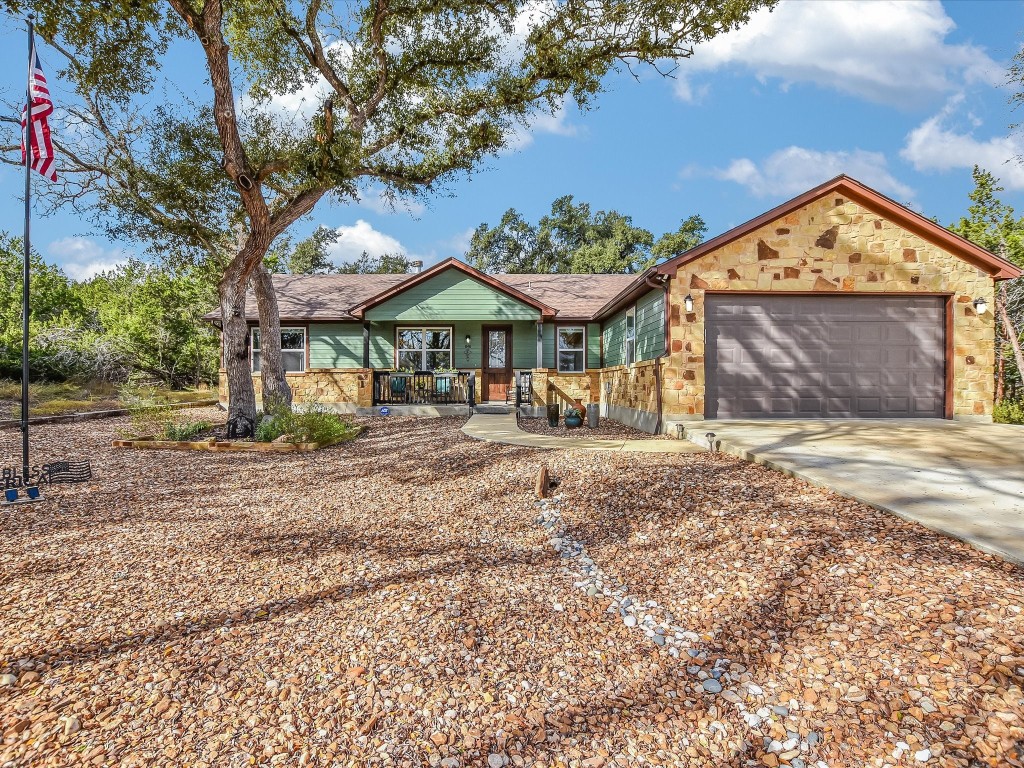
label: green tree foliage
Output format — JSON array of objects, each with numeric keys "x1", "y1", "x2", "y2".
[
  {"x1": 947, "y1": 166, "x2": 1024, "y2": 404},
  {"x1": 77, "y1": 260, "x2": 221, "y2": 387},
  {"x1": 265, "y1": 226, "x2": 340, "y2": 274},
  {"x1": 948, "y1": 167, "x2": 1024, "y2": 266},
  {"x1": 652, "y1": 215, "x2": 709, "y2": 261},
  {"x1": 336, "y1": 251, "x2": 413, "y2": 274},
  {"x1": 0, "y1": 235, "x2": 218, "y2": 386},
  {"x1": 6, "y1": 0, "x2": 774, "y2": 429},
  {"x1": 466, "y1": 197, "x2": 705, "y2": 273}
]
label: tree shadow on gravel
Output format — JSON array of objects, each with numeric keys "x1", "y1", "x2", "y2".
[
  {"x1": 9, "y1": 536, "x2": 552, "y2": 673},
  {"x1": 552, "y1": 450, "x2": 1024, "y2": 765}
]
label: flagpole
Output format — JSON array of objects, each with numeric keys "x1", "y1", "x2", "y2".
[{"x1": 21, "y1": 13, "x2": 34, "y2": 481}]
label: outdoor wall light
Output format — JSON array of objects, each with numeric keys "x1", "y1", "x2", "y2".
[
  {"x1": 973, "y1": 297, "x2": 988, "y2": 315},
  {"x1": 605, "y1": 381, "x2": 612, "y2": 394},
  {"x1": 465, "y1": 334, "x2": 471, "y2": 346},
  {"x1": 684, "y1": 294, "x2": 694, "y2": 312}
]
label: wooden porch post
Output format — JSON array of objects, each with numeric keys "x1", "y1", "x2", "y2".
[
  {"x1": 536, "y1": 321, "x2": 544, "y2": 368},
  {"x1": 363, "y1": 322, "x2": 370, "y2": 368}
]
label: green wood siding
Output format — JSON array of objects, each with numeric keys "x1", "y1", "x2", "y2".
[
  {"x1": 365, "y1": 269, "x2": 541, "y2": 322},
  {"x1": 309, "y1": 323, "x2": 363, "y2": 369},
  {"x1": 369, "y1": 320, "x2": 537, "y2": 370},
  {"x1": 636, "y1": 289, "x2": 665, "y2": 362},
  {"x1": 603, "y1": 311, "x2": 626, "y2": 367},
  {"x1": 369, "y1": 322, "x2": 395, "y2": 369},
  {"x1": 601, "y1": 289, "x2": 664, "y2": 367},
  {"x1": 542, "y1": 323, "x2": 555, "y2": 368},
  {"x1": 587, "y1": 323, "x2": 601, "y2": 369}
]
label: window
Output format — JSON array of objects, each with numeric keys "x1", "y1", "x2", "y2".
[
  {"x1": 557, "y1": 326, "x2": 585, "y2": 372},
  {"x1": 396, "y1": 327, "x2": 452, "y2": 370},
  {"x1": 251, "y1": 328, "x2": 306, "y2": 373},
  {"x1": 625, "y1": 306, "x2": 636, "y2": 366}
]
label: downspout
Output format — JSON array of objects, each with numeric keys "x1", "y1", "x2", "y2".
[{"x1": 644, "y1": 272, "x2": 671, "y2": 435}]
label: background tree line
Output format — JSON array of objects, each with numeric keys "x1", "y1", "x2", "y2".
[{"x1": 5, "y1": 171, "x2": 1023, "y2": 412}]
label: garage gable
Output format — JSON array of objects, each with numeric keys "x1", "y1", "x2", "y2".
[{"x1": 657, "y1": 175, "x2": 1021, "y2": 281}]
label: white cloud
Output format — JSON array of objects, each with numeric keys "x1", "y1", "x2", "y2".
[
  {"x1": 673, "y1": 0, "x2": 1000, "y2": 107},
  {"x1": 901, "y1": 96, "x2": 1024, "y2": 188},
  {"x1": 47, "y1": 237, "x2": 129, "y2": 281},
  {"x1": 327, "y1": 220, "x2": 409, "y2": 264},
  {"x1": 706, "y1": 146, "x2": 915, "y2": 201},
  {"x1": 443, "y1": 227, "x2": 475, "y2": 256},
  {"x1": 358, "y1": 186, "x2": 427, "y2": 217},
  {"x1": 506, "y1": 103, "x2": 580, "y2": 151}
]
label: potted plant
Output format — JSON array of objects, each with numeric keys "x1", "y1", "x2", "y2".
[
  {"x1": 564, "y1": 405, "x2": 583, "y2": 428},
  {"x1": 433, "y1": 366, "x2": 459, "y2": 394}
]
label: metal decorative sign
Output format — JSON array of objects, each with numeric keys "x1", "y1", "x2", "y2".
[
  {"x1": 2, "y1": 460, "x2": 92, "y2": 490},
  {"x1": 378, "y1": 407, "x2": 390, "y2": 416}
]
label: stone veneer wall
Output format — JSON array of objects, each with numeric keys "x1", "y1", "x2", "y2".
[
  {"x1": 598, "y1": 361, "x2": 661, "y2": 432},
  {"x1": 662, "y1": 195, "x2": 996, "y2": 421},
  {"x1": 528, "y1": 370, "x2": 600, "y2": 409},
  {"x1": 218, "y1": 369, "x2": 373, "y2": 410}
]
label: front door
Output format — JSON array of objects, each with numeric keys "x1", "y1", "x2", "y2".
[{"x1": 482, "y1": 325, "x2": 512, "y2": 403}]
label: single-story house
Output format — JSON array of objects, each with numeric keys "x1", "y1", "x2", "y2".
[{"x1": 214, "y1": 175, "x2": 1021, "y2": 431}]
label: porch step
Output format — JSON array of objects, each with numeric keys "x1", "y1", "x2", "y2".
[{"x1": 473, "y1": 404, "x2": 512, "y2": 415}]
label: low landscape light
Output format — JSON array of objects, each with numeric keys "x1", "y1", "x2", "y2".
[
  {"x1": 973, "y1": 297, "x2": 988, "y2": 315},
  {"x1": 684, "y1": 294, "x2": 694, "y2": 312},
  {"x1": 4, "y1": 489, "x2": 17, "y2": 503}
]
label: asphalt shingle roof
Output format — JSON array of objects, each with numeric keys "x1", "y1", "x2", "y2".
[{"x1": 209, "y1": 269, "x2": 642, "y2": 322}]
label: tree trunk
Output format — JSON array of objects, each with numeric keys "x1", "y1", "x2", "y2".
[
  {"x1": 997, "y1": 285, "x2": 1024, "y2": 393},
  {"x1": 220, "y1": 259, "x2": 257, "y2": 437},
  {"x1": 253, "y1": 263, "x2": 292, "y2": 412}
]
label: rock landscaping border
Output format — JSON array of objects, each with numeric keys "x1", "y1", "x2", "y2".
[
  {"x1": 0, "y1": 399, "x2": 219, "y2": 431},
  {"x1": 112, "y1": 427, "x2": 362, "y2": 453},
  {"x1": 535, "y1": 479, "x2": 830, "y2": 768}
]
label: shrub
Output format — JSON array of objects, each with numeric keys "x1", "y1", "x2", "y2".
[
  {"x1": 161, "y1": 420, "x2": 212, "y2": 441},
  {"x1": 254, "y1": 403, "x2": 359, "y2": 444},
  {"x1": 994, "y1": 399, "x2": 1024, "y2": 425},
  {"x1": 119, "y1": 385, "x2": 212, "y2": 440}
]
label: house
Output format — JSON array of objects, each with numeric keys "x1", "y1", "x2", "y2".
[{"x1": 215, "y1": 176, "x2": 1021, "y2": 431}]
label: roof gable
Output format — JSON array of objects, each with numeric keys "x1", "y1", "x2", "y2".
[
  {"x1": 656, "y1": 175, "x2": 1022, "y2": 281},
  {"x1": 350, "y1": 258, "x2": 556, "y2": 319}
]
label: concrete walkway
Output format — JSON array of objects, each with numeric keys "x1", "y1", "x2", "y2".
[
  {"x1": 689, "y1": 419, "x2": 1024, "y2": 566},
  {"x1": 462, "y1": 413, "x2": 704, "y2": 453}
]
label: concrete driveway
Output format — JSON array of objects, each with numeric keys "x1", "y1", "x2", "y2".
[{"x1": 685, "y1": 419, "x2": 1024, "y2": 566}]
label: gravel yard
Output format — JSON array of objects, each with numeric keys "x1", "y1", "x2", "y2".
[
  {"x1": 516, "y1": 417, "x2": 663, "y2": 440},
  {"x1": 2, "y1": 413, "x2": 1022, "y2": 767}
]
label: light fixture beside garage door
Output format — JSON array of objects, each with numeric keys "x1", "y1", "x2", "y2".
[
  {"x1": 684, "y1": 294, "x2": 694, "y2": 312},
  {"x1": 972, "y1": 297, "x2": 988, "y2": 315}
]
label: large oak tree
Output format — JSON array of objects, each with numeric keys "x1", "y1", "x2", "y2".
[{"x1": 4, "y1": 0, "x2": 772, "y2": 433}]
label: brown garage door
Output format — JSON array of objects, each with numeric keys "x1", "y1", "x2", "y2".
[{"x1": 705, "y1": 294, "x2": 945, "y2": 419}]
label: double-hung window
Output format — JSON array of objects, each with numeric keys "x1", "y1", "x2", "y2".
[
  {"x1": 557, "y1": 327, "x2": 585, "y2": 372},
  {"x1": 396, "y1": 327, "x2": 453, "y2": 370},
  {"x1": 625, "y1": 306, "x2": 636, "y2": 366},
  {"x1": 251, "y1": 328, "x2": 306, "y2": 373}
]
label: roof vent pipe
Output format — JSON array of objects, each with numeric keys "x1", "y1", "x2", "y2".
[{"x1": 409, "y1": 260, "x2": 423, "y2": 274}]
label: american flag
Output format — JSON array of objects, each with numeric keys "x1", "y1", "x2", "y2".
[{"x1": 20, "y1": 44, "x2": 56, "y2": 182}]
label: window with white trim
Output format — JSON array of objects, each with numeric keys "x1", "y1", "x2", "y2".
[
  {"x1": 396, "y1": 327, "x2": 453, "y2": 370},
  {"x1": 557, "y1": 326, "x2": 585, "y2": 372},
  {"x1": 625, "y1": 306, "x2": 636, "y2": 366},
  {"x1": 251, "y1": 327, "x2": 306, "y2": 373}
]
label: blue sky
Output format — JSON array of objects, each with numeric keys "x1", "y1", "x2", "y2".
[{"x1": 2, "y1": 0, "x2": 1024, "y2": 278}]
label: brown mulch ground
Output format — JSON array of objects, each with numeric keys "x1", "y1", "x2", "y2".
[
  {"x1": 1, "y1": 412, "x2": 1022, "y2": 767},
  {"x1": 516, "y1": 416, "x2": 663, "y2": 440}
]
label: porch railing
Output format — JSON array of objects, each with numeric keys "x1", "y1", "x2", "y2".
[
  {"x1": 515, "y1": 371, "x2": 533, "y2": 408},
  {"x1": 373, "y1": 371, "x2": 473, "y2": 406}
]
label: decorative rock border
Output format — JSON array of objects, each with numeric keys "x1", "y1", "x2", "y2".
[
  {"x1": 0, "y1": 399, "x2": 219, "y2": 431},
  {"x1": 112, "y1": 428, "x2": 362, "y2": 453},
  {"x1": 535, "y1": 491, "x2": 831, "y2": 768}
]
